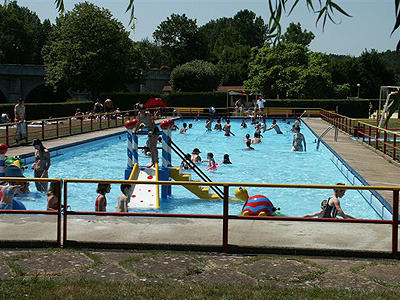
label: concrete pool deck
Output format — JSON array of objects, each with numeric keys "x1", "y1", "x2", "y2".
[{"x1": 1, "y1": 117, "x2": 399, "y2": 255}]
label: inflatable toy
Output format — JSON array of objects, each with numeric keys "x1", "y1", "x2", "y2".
[
  {"x1": 5, "y1": 156, "x2": 25, "y2": 169},
  {"x1": 12, "y1": 199, "x2": 26, "y2": 210},
  {"x1": 5, "y1": 165, "x2": 24, "y2": 177},
  {"x1": 235, "y1": 187, "x2": 279, "y2": 216}
]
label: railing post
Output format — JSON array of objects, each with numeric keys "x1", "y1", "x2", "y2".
[
  {"x1": 80, "y1": 118, "x2": 83, "y2": 133},
  {"x1": 63, "y1": 181, "x2": 68, "y2": 247},
  {"x1": 393, "y1": 134, "x2": 397, "y2": 161},
  {"x1": 56, "y1": 120, "x2": 59, "y2": 138},
  {"x1": 90, "y1": 117, "x2": 93, "y2": 131},
  {"x1": 384, "y1": 130, "x2": 387, "y2": 154},
  {"x1": 368, "y1": 126, "x2": 371, "y2": 145},
  {"x1": 41, "y1": 120, "x2": 45, "y2": 140},
  {"x1": 375, "y1": 128, "x2": 379, "y2": 150},
  {"x1": 25, "y1": 121, "x2": 28, "y2": 143},
  {"x1": 5, "y1": 125, "x2": 9, "y2": 146},
  {"x1": 222, "y1": 185, "x2": 229, "y2": 252},
  {"x1": 100, "y1": 115, "x2": 102, "y2": 129},
  {"x1": 57, "y1": 180, "x2": 62, "y2": 247},
  {"x1": 392, "y1": 190, "x2": 399, "y2": 257},
  {"x1": 69, "y1": 118, "x2": 72, "y2": 135},
  {"x1": 107, "y1": 114, "x2": 110, "y2": 128}
]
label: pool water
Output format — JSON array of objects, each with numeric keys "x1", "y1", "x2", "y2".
[{"x1": 20, "y1": 118, "x2": 380, "y2": 219}]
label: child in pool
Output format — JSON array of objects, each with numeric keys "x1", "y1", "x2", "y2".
[
  {"x1": 95, "y1": 183, "x2": 111, "y2": 212},
  {"x1": 245, "y1": 140, "x2": 255, "y2": 150},
  {"x1": 47, "y1": 182, "x2": 60, "y2": 211},
  {"x1": 205, "y1": 152, "x2": 218, "y2": 170},
  {"x1": 223, "y1": 120, "x2": 232, "y2": 136},
  {"x1": 116, "y1": 184, "x2": 133, "y2": 213},
  {"x1": 180, "y1": 153, "x2": 192, "y2": 169},
  {"x1": 243, "y1": 133, "x2": 251, "y2": 143},
  {"x1": 222, "y1": 154, "x2": 232, "y2": 164},
  {"x1": 241, "y1": 119, "x2": 247, "y2": 128},
  {"x1": 214, "y1": 119, "x2": 222, "y2": 131},
  {"x1": 191, "y1": 148, "x2": 202, "y2": 164},
  {"x1": 206, "y1": 118, "x2": 212, "y2": 131},
  {"x1": 180, "y1": 123, "x2": 187, "y2": 134},
  {"x1": 303, "y1": 200, "x2": 327, "y2": 218}
]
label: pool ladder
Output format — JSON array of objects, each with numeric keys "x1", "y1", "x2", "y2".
[{"x1": 316, "y1": 125, "x2": 337, "y2": 150}]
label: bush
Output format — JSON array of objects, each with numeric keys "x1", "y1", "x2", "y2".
[
  {"x1": 0, "y1": 100, "x2": 93, "y2": 120},
  {"x1": 170, "y1": 60, "x2": 221, "y2": 92}
]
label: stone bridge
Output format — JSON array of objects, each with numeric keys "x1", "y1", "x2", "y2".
[{"x1": 0, "y1": 64, "x2": 46, "y2": 102}]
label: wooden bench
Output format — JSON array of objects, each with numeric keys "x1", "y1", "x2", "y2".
[{"x1": 174, "y1": 107, "x2": 205, "y2": 115}]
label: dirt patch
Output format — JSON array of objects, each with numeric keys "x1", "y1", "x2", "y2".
[
  {"x1": 239, "y1": 258, "x2": 318, "y2": 282},
  {"x1": 14, "y1": 251, "x2": 92, "y2": 275},
  {"x1": 0, "y1": 257, "x2": 11, "y2": 279},
  {"x1": 66, "y1": 263, "x2": 136, "y2": 281},
  {"x1": 361, "y1": 264, "x2": 400, "y2": 286},
  {"x1": 183, "y1": 267, "x2": 257, "y2": 285},
  {"x1": 197, "y1": 253, "x2": 251, "y2": 268},
  {"x1": 306, "y1": 258, "x2": 369, "y2": 271}
]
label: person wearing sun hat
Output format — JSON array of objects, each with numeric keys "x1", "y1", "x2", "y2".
[{"x1": 191, "y1": 148, "x2": 202, "y2": 164}]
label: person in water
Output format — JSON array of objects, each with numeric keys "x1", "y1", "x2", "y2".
[
  {"x1": 240, "y1": 119, "x2": 247, "y2": 129},
  {"x1": 191, "y1": 148, "x2": 202, "y2": 164},
  {"x1": 251, "y1": 131, "x2": 262, "y2": 144},
  {"x1": 180, "y1": 153, "x2": 192, "y2": 169},
  {"x1": 303, "y1": 200, "x2": 328, "y2": 218},
  {"x1": 205, "y1": 152, "x2": 217, "y2": 170},
  {"x1": 222, "y1": 154, "x2": 232, "y2": 164},
  {"x1": 223, "y1": 120, "x2": 232, "y2": 136},
  {"x1": 320, "y1": 183, "x2": 355, "y2": 219},
  {"x1": 95, "y1": 183, "x2": 111, "y2": 212},
  {"x1": 116, "y1": 184, "x2": 133, "y2": 213},
  {"x1": 32, "y1": 139, "x2": 50, "y2": 192},
  {"x1": 205, "y1": 118, "x2": 213, "y2": 131},
  {"x1": 292, "y1": 126, "x2": 306, "y2": 152},
  {"x1": 243, "y1": 133, "x2": 251, "y2": 144},
  {"x1": 180, "y1": 123, "x2": 187, "y2": 134},
  {"x1": 264, "y1": 119, "x2": 283, "y2": 134},
  {"x1": 245, "y1": 140, "x2": 255, "y2": 150},
  {"x1": 47, "y1": 182, "x2": 60, "y2": 211},
  {"x1": 214, "y1": 119, "x2": 222, "y2": 131}
]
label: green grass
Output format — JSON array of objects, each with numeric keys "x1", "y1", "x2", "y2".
[{"x1": 0, "y1": 279, "x2": 398, "y2": 300}]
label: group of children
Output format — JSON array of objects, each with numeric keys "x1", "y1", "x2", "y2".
[
  {"x1": 180, "y1": 148, "x2": 232, "y2": 171},
  {"x1": 94, "y1": 183, "x2": 132, "y2": 213}
]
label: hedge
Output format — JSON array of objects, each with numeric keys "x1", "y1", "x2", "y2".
[
  {"x1": 0, "y1": 100, "x2": 93, "y2": 120},
  {"x1": 100, "y1": 92, "x2": 160, "y2": 110}
]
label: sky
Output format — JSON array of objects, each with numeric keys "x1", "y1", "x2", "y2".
[{"x1": 16, "y1": 0, "x2": 398, "y2": 56}]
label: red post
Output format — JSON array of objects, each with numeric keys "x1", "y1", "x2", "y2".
[
  {"x1": 368, "y1": 126, "x2": 371, "y2": 145},
  {"x1": 80, "y1": 118, "x2": 83, "y2": 133},
  {"x1": 392, "y1": 190, "x2": 399, "y2": 257},
  {"x1": 63, "y1": 181, "x2": 68, "y2": 246},
  {"x1": 41, "y1": 120, "x2": 45, "y2": 140},
  {"x1": 56, "y1": 120, "x2": 59, "y2": 138},
  {"x1": 384, "y1": 131, "x2": 387, "y2": 154},
  {"x1": 222, "y1": 185, "x2": 229, "y2": 252},
  {"x1": 69, "y1": 118, "x2": 72, "y2": 135},
  {"x1": 57, "y1": 180, "x2": 62, "y2": 247},
  {"x1": 375, "y1": 128, "x2": 379, "y2": 150},
  {"x1": 90, "y1": 118, "x2": 93, "y2": 131},
  {"x1": 393, "y1": 135, "x2": 397, "y2": 161},
  {"x1": 5, "y1": 125, "x2": 9, "y2": 146}
]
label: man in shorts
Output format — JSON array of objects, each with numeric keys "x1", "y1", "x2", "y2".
[{"x1": 14, "y1": 98, "x2": 27, "y2": 143}]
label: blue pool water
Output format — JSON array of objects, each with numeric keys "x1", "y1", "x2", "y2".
[{"x1": 20, "y1": 118, "x2": 382, "y2": 219}]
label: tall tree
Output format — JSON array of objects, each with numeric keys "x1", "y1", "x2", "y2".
[
  {"x1": 153, "y1": 13, "x2": 204, "y2": 68},
  {"x1": 281, "y1": 22, "x2": 315, "y2": 47},
  {"x1": 42, "y1": 2, "x2": 145, "y2": 97},
  {"x1": 0, "y1": 1, "x2": 50, "y2": 64}
]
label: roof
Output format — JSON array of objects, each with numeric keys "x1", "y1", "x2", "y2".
[{"x1": 162, "y1": 85, "x2": 172, "y2": 92}]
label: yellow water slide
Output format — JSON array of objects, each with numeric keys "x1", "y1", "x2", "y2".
[{"x1": 169, "y1": 167, "x2": 221, "y2": 200}]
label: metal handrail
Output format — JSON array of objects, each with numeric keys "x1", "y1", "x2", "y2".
[
  {"x1": 169, "y1": 140, "x2": 225, "y2": 199},
  {"x1": 316, "y1": 125, "x2": 334, "y2": 150}
]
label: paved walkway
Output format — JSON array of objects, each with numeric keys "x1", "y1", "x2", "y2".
[
  {"x1": 0, "y1": 248, "x2": 399, "y2": 291},
  {"x1": 305, "y1": 117, "x2": 400, "y2": 206}
]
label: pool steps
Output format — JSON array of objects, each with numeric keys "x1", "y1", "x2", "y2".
[{"x1": 169, "y1": 167, "x2": 221, "y2": 200}]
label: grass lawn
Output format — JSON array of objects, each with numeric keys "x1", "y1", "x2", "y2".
[{"x1": 0, "y1": 279, "x2": 398, "y2": 300}]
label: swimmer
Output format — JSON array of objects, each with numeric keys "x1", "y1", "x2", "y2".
[
  {"x1": 320, "y1": 183, "x2": 355, "y2": 219},
  {"x1": 95, "y1": 183, "x2": 111, "y2": 212},
  {"x1": 245, "y1": 140, "x2": 255, "y2": 150},
  {"x1": 205, "y1": 152, "x2": 218, "y2": 170},
  {"x1": 264, "y1": 120, "x2": 283, "y2": 134},
  {"x1": 291, "y1": 126, "x2": 306, "y2": 152},
  {"x1": 47, "y1": 182, "x2": 60, "y2": 211},
  {"x1": 170, "y1": 124, "x2": 179, "y2": 131},
  {"x1": 240, "y1": 119, "x2": 247, "y2": 129},
  {"x1": 205, "y1": 118, "x2": 212, "y2": 131},
  {"x1": 251, "y1": 131, "x2": 262, "y2": 144},
  {"x1": 116, "y1": 184, "x2": 133, "y2": 213},
  {"x1": 180, "y1": 123, "x2": 187, "y2": 134},
  {"x1": 191, "y1": 148, "x2": 202, "y2": 164},
  {"x1": 188, "y1": 123, "x2": 193, "y2": 129},
  {"x1": 303, "y1": 200, "x2": 327, "y2": 218},
  {"x1": 180, "y1": 153, "x2": 191, "y2": 169},
  {"x1": 214, "y1": 119, "x2": 222, "y2": 131},
  {"x1": 223, "y1": 120, "x2": 232, "y2": 136},
  {"x1": 243, "y1": 133, "x2": 251, "y2": 143},
  {"x1": 294, "y1": 117, "x2": 301, "y2": 128},
  {"x1": 222, "y1": 154, "x2": 232, "y2": 164}
]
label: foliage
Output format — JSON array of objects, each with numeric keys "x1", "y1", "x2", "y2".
[
  {"x1": 153, "y1": 14, "x2": 204, "y2": 68},
  {"x1": 244, "y1": 43, "x2": 342, "y2": 98},
  {"x1": 42, "y1": 2, "x2": 146, "y2": 98},
  {"x1": 281, "y1": 22, "x2": 315, "y2": 47},
  {"x1": 134, "y1": 38, "x2": 168, "y2": 69},
  {"x1": 216, "y1": 45, "x2": 252, "y2": 85},
  {"x1": 0, "y1": 1, "x2": 52, "y2": 64},
  {"x1": 164, "y1": 91, "x2": 226, "y2": 107},
  {"x1": 170, "y1": 60, "x2": 221, "y2": 92}
]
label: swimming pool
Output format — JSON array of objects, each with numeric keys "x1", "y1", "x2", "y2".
[{"x1": 19, "y1": 118, "x2": 389, "y2": 219}]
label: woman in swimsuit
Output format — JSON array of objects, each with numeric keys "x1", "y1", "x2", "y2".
[
  {"x1": 321, "y1": 183, "x2": 354, "y2": 219},
  {"x1": 291, "y1": 127, "x2": 306, "y2": 152}
]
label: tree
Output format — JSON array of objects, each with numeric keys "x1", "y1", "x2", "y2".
[
  {"x1": 170, "y1": 60, "x2": 221, "y2": 92},
  {"x1": 42, "y1": 2, "x2": 145, "y2": 97},
  {"x1": 217, "y1": 45, "x2": 252, "y2": 85},
  {"x1": 0, "y1": 1, "x2": 51, "y2": 64},
  {"x1": 135, "y1": 38, "x2": 168, "y2": 69},
  {"x1": 153, "y1": 14, "x2": 204, "y2": 68},
  {"x1": 281, "y1": 22, "x2": 315, "y2": 47}
]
